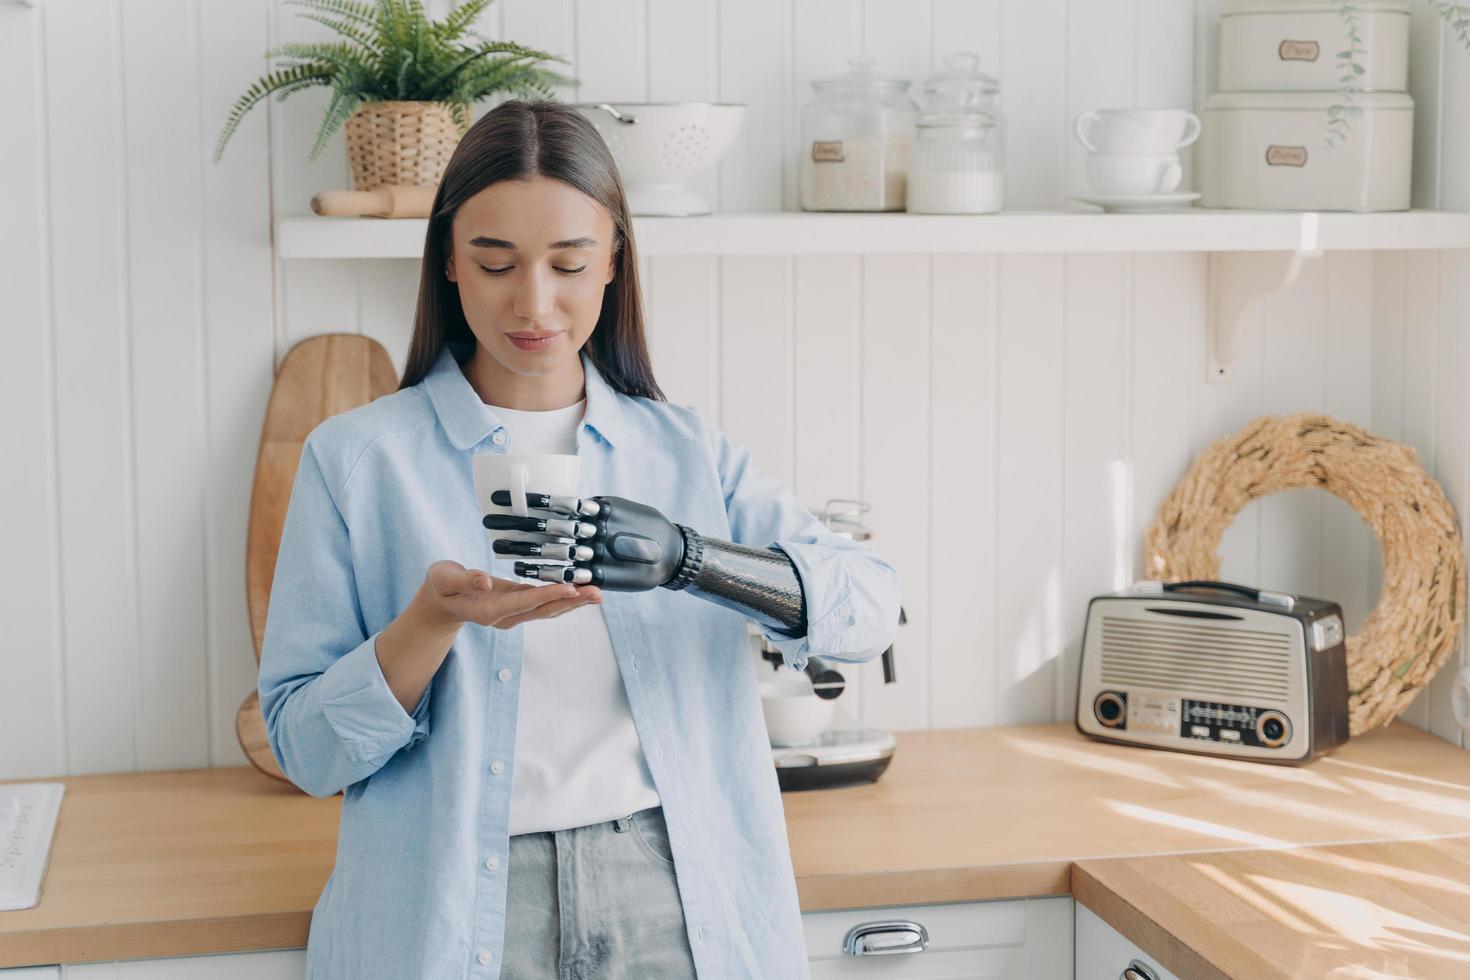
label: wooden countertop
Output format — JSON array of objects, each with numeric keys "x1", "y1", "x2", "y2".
[
  {"x1": 3, "y1": 720, "x2": 1470, "y2": 967},
  {"x1": 1073, "y1": 835, "x2": 1470, "y2": 979}
]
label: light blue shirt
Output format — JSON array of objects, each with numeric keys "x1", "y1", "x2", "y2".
[{"x1": 258, "y1": 343, "x2": 902, "y2": 979}]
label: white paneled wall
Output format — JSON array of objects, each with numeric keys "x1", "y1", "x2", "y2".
[{"x1": 3, "y1": 0, "x2": 1469, "y2": 781}]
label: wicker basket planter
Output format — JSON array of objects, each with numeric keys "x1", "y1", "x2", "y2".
[{"x1": 344, "y1": 100, "x2": 471, "y2": 191}]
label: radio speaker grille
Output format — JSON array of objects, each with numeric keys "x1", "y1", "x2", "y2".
[{"x1": 1098, "y1": 615, "x2": 1292, "y2": 702}]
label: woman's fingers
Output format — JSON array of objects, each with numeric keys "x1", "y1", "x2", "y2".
[
  {"x1": 493, "y1": 581, "x2": 581, "y2": 621},
  {"x1": 496, "y1": 590, "x2": 599, "y2": 628}
]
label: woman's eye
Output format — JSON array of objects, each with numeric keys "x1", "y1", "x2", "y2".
[{"x1": 476, "y1": 265, "x2": 587, "y2": 275}]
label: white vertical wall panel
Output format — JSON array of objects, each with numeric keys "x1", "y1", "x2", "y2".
[
  {"x1": 718, "y1": 257, "x2": 795, "y2": 484},
  {"x1": 994, "y1": 254, "x2": 1066, "y2": 726},
  {"x1": 1065, "y1": 0, "x2": 1135, "y2": 202},
  {"x1": 1201, "y1": 262, "x2": 1265, "y2": 590},
  {"x1": 648, "y1": 0, "x2": 720, "y2": 211},
  {"x1": 1429, "y1": 251, "x2": 1470, "y2": 748},
  {"x1": 928, "y1": 254, "x2": 999, "y2": 729},
  {"x1": 1135, "y1": 0, "x2": 1197, "y2": 186},
  {"x1": 1319, "y1": 253, "x2": 1376, "y2": 636},
  {"x1": 573, "y1": 0, "x2": 645, "y2": 103},
  {"x1": 1399, "y1": 252, "x2": 1442, "y2": 733},
  {"x1": 860, "y1": 255, "x2": 932, "y2": 731},
  {"x1": 717, "y1": 0, "x2": 789, "y2": 211},
  {"x1": 789, "y1": 255, "x2": 866, "y2": 730},
  {"x1": 1060, "y1": 255, "x2": 1133, "y2": 722},
  {"x1": 0, "y1": 0, "x2": 64, "y2": 780},
  {"x1": 1000, "y1": 0, "x2": 1067, "y2": 208},
  {"x1": 645, "y1": 255, "x2": 721, "y2": 422},
  {"x1": 1256, "y1": 257, "x2": 1328, "y2": 599},
  {"x1": 1131, "y1": 253, "x2": 1203, "y2": 585},
  {"x1": 122, "y1": 0, "x2": 212, "y2": 771},
  {"x1": 267, "y1": 2, "x2": 357, "y2": 355},
  {"x1": 199, "y1": 0, "x2": 277, "y2": 769},
  {"x1": 42, "y1": 0, "x2": 141, "y2": 776}
]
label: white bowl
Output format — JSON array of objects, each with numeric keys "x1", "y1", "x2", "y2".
[
  {"x1": 570, "y1": 102, "x2": 746, "y2": 216},
  {"x1": 759, "y1": 674, "x2": 836, "y2": 747}
]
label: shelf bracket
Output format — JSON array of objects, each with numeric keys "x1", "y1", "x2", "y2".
[{"x1": 1206, "y1": 213, "x2": 1322, "y2": 383}]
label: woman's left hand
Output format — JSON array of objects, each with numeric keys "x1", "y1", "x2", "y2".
[{"x1": 481, "y1": 492, "x2": 687, "y2": 592}]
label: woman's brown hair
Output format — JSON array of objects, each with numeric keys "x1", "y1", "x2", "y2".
[{"x1": 397, "y1": 100, "x2": 664, "y2": 401}]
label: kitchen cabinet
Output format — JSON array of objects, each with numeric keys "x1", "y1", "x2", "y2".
[
  {"x1": 1074, "y1": 903, "x2": 1180, "y2": 980},
  {"x1": 803, "y1": 896, "x2": 1073, "y2": 979},
  {"x1": 0, "y1": 951, "x2": 306, "y2": 978},
  {"x1": 7, "y1": 902, "x2": 1071, "y2": 979}
]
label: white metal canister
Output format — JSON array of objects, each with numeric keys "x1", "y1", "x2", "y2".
[
  {"x1": 1199, "y1": 90, "x2": 1413, "y2": 211},
  {"x1": 1217, "y1": 0, "x2": 1410, "y2": 92}
]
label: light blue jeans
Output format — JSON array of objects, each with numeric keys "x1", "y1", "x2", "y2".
[{"x1": 502, "y1": 805, "x2": 699, "y2": 979}]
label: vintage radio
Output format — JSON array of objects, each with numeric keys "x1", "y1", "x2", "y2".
[{"x1": 1076, "y1": 580, "x2": 1349, "y2": 765}]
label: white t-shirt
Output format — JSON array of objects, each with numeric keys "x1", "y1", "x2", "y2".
[{"x1": 488, "y1": 396, "x2": 661, "y2": 836}]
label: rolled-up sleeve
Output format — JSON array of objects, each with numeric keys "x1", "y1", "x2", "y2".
[
  {"x1": 257, "y1": 431, "x2": 432, "y2": 798},
  {"x1": 704, "y1": 422, "x2": 901, "y2": 672}
]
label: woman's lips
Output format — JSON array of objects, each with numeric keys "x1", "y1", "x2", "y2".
[{"x1": 507, "y1": 332, "x2": 559, "y2": 351}]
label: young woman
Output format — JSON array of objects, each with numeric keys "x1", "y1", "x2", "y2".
[{"x1": 257, "y1": 100, "x2": 901, "y2": 980}]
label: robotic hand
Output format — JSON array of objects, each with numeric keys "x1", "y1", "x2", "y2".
[{"x1": 482, "y1": 491, "x2": 808, "y2": 638}]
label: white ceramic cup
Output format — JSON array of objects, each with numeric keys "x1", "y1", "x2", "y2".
[
  {"x1": 759, "y1": 674, "x2": 836, "y2": 747},
  {"x1": 1085, "y1": 152, "x2": 1183, "y2": 195},
  {"x1": 472, "y1": 453, "x2": 581, "y2": 547},
  {"x1": 1074, "y1": 108, "x2": 1202, "y2": 155}
]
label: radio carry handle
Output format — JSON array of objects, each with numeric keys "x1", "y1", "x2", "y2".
[{"x1": 1157, "y1": 579, "x2": 1296, "y2": 611}]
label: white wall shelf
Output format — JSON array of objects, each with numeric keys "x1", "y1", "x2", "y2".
[{"x1": 274, "y1": 208, "x2": 1470, "y2": 259}]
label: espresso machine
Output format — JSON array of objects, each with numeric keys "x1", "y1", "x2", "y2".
[{"x1": 756, "y1": 499, "x2": 903, "y2": 791}]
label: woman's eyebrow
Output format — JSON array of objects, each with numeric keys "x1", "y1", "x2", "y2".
[{"x1": 467, "y1": 235, "x2": 597, "y2": 250}]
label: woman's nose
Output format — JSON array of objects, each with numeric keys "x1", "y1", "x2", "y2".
[{"x1": 512, "y1": 267, "x2": 555, "y2": 321}]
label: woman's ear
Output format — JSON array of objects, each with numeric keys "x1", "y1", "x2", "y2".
[{"x1": 445, "y1": 253, "x2": 457, "y2": 283}]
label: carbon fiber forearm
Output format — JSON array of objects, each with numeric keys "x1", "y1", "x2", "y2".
[{"x1": 665, "y1": 524, "x2": 807, "y2": 637}]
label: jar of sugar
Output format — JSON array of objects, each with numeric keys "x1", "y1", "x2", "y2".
[
  {"x1": 798, "y1": 56, "x2": 918, "y2": 212},
  {"x1": 906, "y1": 52, "x2": 1005, "y2": 214}
]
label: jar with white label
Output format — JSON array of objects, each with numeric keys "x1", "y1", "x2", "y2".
[
  {"x1": 798, "y1": 57, "x2": 918, "y2": 211},
  {"x1": 906, "y1": 52, "x2": 1005, "y2": 214}
]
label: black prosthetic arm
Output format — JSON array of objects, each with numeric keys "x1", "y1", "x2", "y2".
[{"x1": 483, "y1": 491, "x2": 808, "y2": 637}]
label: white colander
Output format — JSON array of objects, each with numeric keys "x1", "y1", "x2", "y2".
[{"x1": 570, "y1": 102, "x2": 746, "y2": 216}]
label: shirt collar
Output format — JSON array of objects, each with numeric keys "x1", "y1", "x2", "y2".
[{"x1": 422, "y1": 344, "x2": 626, "y2": 451}]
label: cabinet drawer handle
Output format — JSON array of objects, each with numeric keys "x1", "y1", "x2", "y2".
[
  {"x1": 1123, "y1": 959, "x2": 1159, "y2": 980},
  {"x1": 842, "y1": 919, "x2": 930, "y2": 956}
]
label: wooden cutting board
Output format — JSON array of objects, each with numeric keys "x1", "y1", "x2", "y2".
[{"x1": 238, "y1": 334, "x2": 399, "y2": 785}]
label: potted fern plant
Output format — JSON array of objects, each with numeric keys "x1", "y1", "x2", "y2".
[{"x1": 213, "y1": 0, "x2": 574, "y2": 190}]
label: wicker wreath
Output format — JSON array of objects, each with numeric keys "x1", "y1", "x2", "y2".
[{"x1": 1145, "y1": 413, "x2": 1465, "y2": 736}]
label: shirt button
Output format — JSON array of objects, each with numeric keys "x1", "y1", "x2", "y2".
[
  {"x1": 477, "y1": 949, "x2": 493, "y2": 965},
  {"x1": 491, "y1": 431, "x2": 507, "y2": 445},
  {"x1": 498, "y1": 668, "x2": 512, "y2": 682},
  {"x1": 491, "y1": 760, "x2": 505, "y2": 774},
  {"x1": 485, "y1": 855, "x2": 500, "y2": 871}
]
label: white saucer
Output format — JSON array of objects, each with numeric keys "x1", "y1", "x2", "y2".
[{"x1": 1070, "y1": 191, "x2": 1202, "y2": 213}]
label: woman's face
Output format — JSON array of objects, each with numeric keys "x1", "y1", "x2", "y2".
[{"x1": 445, "y1": 174, "x2": 617, "y2": 379}]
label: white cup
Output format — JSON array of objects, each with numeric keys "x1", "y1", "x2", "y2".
[
  {"x1": 1085, "y1": 152, "x2": 1183, "y2": 196},
  {"x1": 759, "y1": 674, "x2": 836, "y2": 747},
  {"x1": 472, "y1": 453, "x2": 581, "y2": 547},
  {"x1": 1075, "y1": 108, "x2": 1201, "y2": 155}
]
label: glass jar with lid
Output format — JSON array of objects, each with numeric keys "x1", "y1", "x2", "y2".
[
  {"x1": 906, "y1": 52, "x2": 1005, "y2": 214},
  {"x1": 798, "y1": 56, "x2": 918, "y2": 212}
]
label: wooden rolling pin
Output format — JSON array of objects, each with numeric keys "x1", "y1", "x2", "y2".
[{"x1": 311, "y1": 183, "x2": 435, "y2": 218}]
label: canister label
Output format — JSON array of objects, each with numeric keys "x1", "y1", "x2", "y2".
[
  {"x1": 811, "y1": 140, "x2": 845, "y2": 163},
  {"x1": 1266, "y1": 145, "x2": 1309, "y2": 167},
  {"x1": 1278, "y1": 39, "x2": 1320, "y2": 62}
]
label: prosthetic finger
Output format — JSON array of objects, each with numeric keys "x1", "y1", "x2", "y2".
[{"x1": 489, "y1": 489, "x2": 601, "y2": 518}]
